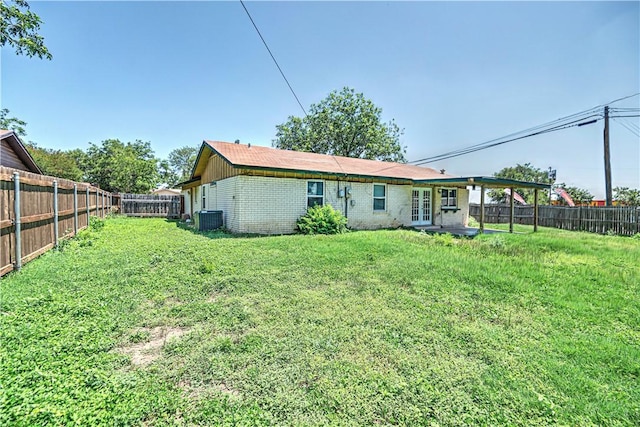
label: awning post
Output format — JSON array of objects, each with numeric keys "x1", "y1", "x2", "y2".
[
  {"x1": 509, "y1": 187, "x2": 515, "y2": 233},
  {"x1": 479, "y1": 185, "x2": 485, "y2": 233},
  {"x1": 534, "y1": 189, "x2": 539, "y2": 232}
]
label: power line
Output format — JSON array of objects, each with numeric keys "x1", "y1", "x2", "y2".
[
  {"x1": 412, "y1": 114, "x2": 602, "y2": 165},
  {"x1": 239, "y1": 0, "x2": 308, "y2": 117},
  {"x1": 608, "y1": 92, "x2": 640, "y2": 105},
  {"x1": 409, "y1": 93, "x2": 640, "y2": 165},
  {"x1": 612, "y1": 118, "x2": 640, "y2": 138},
  {"x1": 408, "y1": 108, "x2": 602, "y2": 164},
  {"x1": 620, "y1": 118, "x2": 640, "y2": 133}
]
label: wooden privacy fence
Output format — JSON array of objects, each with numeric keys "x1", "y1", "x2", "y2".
[
  {"x1": 469, "y1": 203, "x2": 640, "y2": 236},
  {"x1": 0, "y1": 166, "x2": 112, "y2": 277},
  {"x1": 118, "y1": 193, "x2": 182, "y2": 219}
]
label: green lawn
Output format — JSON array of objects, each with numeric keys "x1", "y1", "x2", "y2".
[{"x1": 1, "y1": 217, "x2": 639, "y2": 426}]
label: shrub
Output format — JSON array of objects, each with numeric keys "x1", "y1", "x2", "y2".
[{"x1": 296, "y1": 205, "x2": 348, "y2": 235}]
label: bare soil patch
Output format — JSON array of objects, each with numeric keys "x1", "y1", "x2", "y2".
[{"x1": 118, "y1": 326, "x2": 189, "y2": 366}]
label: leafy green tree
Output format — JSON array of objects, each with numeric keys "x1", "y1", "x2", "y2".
[
  {"x1": 158, "y1": 160, "x2": 178, "y2": 188},
  {"x1": 84, "y1": 139, "x2": 160, "y2": 193},
  {"x1": 274, "y1": 87, "x2": 406, "y2": 162},
  {"x1": 613, "y1": 187, "x2": 640, "y2": 206},
  {"x1": 488, "y1": 163, "x2": 552, "y2": 204},
  {"x1": 25, "y1": 142, "x2": 83, "y2": 181},
  {"x1": 0, "y1": 108, "x2": 27, "y2": 136},
  {"x1": 167, "y1": 145, "x2": 198, "y2": 185},
  {"x1": 1, "y1": 0, "x2": 52, "y2": 59},
  {"x1": 554, "y1": 183, "x2": 594, "y2": 205}
]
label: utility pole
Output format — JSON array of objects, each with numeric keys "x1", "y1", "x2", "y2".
[{"x1": 603, "y1": 106, "x2": 612, "y2": 206}]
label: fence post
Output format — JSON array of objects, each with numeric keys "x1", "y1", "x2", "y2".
[
  {"x1": 13, "y1": 172, "x2": 22, "y2": 271},
  {"x1": 53, "y1": 180, "x2": 59, "y2": 248},
  {"x1": 73, "y1": 184, "x2": 78, "y2": 235},
  {"x1": 578, "y1": 206, "x2": 582, "y2": 231},
  {"x1": 86, "y1": 187, "x2": 90, "y2": 224}
]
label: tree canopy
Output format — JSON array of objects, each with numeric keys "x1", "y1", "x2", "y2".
[
  {"x1": 488, "y1": 163, "x2": 552, "y2": 204},
  {"x1": 84, "y1": 139, "x2": 160, "y2": 193},
  {"x1": 613, "y1": 187, "x2": 640, "y2": 206},
  {"x1": 554, "y1": 183, "x2": 594, "y2": 206},
  {"x1": 25, "y1": 143, "x2": 84, "y2": 181},
  {"x1": 0, "y1": 109, "x2": 27, "y2": 136},
  {"x1": 168, "y1": 146, "x2": 198, "y2": 185},
  {"x1": 273, "y1": 87, "x2": 406, "y2": 162},
  {"x1": 1, "y1": 0, "x2": 52, "y2": 59}
]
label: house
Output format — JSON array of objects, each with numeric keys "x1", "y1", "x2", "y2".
[
  {"x1": 181, "y1": 140, "x2": 549, "y2": 234},
  {"x1": 0, "y1": 129, "x2": 42, "y2": 173},
  {"x1": 151, "y1": 188, "x2": 181, "y2": 196}
]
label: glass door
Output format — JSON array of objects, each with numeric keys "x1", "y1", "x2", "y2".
[{"x1": 411, "y1": 188, "x2": 432, "y2": 225}]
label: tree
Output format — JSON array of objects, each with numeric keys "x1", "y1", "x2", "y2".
[
  {"x1": 613, "y1": 187, "x2": 640, "y2": 206},
  {"x1": 167, "y1": 145, "x2": 198, "y2": 185},
  {"x1": 84, "y1": 139, "x2": 160, "y2": 193},
  {"x1": 273, "y1": 87, "x2": 406, "y2": 162},
  {"x1": 158, "y1": 160, "x2": 178, "y2": 188},
  {"x1": 488, "y1": 163, "x2": 552, "y2": 204},
  {"x1": 0, "y1": 108, "x2": 27, "y2": 136},
  {"x1": 1, "y1": 0, "x2": 52, "y2": 59},
  {"x1": 24, "y1": 142, "x2": 84, "y2": 181},
  {"x1": 554, "y1": 183, "x2": 594, "y2": 205}
]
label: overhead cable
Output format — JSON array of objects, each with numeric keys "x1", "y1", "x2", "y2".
[
  {"x1": 409, "y1": 93, "x2": 640, "y2": 165},
  {"x1": 239, "y1": 0, "x2": 308, "y2": 116}
]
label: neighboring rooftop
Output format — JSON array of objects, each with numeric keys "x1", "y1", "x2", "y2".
[{"x1": 0, "y1": 129, "x2": 42, "y2": 174}]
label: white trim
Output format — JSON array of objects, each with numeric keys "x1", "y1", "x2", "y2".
[
  {"x1": 441, "y1": 187, "x2": 458, "y2": 208},
  {"x1": 373, "y1": 183, "x2": 386, "y2": 211},
  {"x1": 307, "y1": 180, "x2": 324, "y2": 208},
  {"x1": 411, "y1": 187, "x2": 432, "y2": 225}
]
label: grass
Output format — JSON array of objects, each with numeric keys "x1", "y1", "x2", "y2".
[{"x1": 1, "y1": 217, "x2": 639, "y2": 426}]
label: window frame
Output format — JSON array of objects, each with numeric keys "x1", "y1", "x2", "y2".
[
  {"x1": 201, "y1": 184, "x2": 207, "y2": 210},
  {"x1": 373, "y1": 184, "x2": 386, "y2": 211},
  {"x1": 441, "y1": 188, "x2": 458, "y2": 209},
  {"x1": 307, "y1": 180, "x2": 324, "y2": 208}
]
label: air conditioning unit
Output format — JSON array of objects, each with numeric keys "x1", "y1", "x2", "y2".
[{"x1": 194, "y1": 210, "x2": 223, "y2": 231}]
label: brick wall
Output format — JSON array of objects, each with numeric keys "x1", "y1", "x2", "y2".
[
  {"x1": 219, "y1": 176, "x2": 420, "y2": 234},
  {"x1": 184, "y1": 175, "x2": 470, "y2": 233},
  {"x1": 433, "y1": 187, "x2": 470, "y2": 227}
]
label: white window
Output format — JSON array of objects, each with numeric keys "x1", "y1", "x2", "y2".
[
  {"x1": 201, "y1": 185, "x2": 207, "y2": 209},
  {"x1": 441, "y1": 188, "x2": 457, "y2": 208},
  {"x1": 307, "y1": 181, "x2": 324, "y2": 208},
  {"x1": 373, "y1": 184, "x2": 386, "y2": 211}
]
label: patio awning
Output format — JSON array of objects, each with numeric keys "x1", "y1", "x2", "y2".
[{"x1": 413, "y1": 176, "x2": 550, "y2": 190}]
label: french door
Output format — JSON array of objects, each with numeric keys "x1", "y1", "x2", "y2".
[{"x1": 411, "y1": 188, "x2": 432, "y2": 225}]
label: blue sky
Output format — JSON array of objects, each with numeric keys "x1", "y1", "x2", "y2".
[{"x1": 1, "y1": 1, "x2": 638, "y2": 198}]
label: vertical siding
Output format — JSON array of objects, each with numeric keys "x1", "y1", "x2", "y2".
[
  {"x1": 202, "y1": 154, "x2": 238, "y2": 183},
  {"x1": 1, "y1": 139, "x2": 30, "y2": 171}
]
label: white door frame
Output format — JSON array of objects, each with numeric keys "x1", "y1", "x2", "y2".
[{"x1": 411, "y1": 188, "x2": 432, "y2": 226}]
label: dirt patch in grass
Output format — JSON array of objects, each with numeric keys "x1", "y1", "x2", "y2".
[{"x1": 118, "y1": 326, "x2": 190, "y2": 366}]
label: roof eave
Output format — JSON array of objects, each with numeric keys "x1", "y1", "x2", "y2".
[{"x1": 414, "y1": 176, "x2": 551, "y2": 190}]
